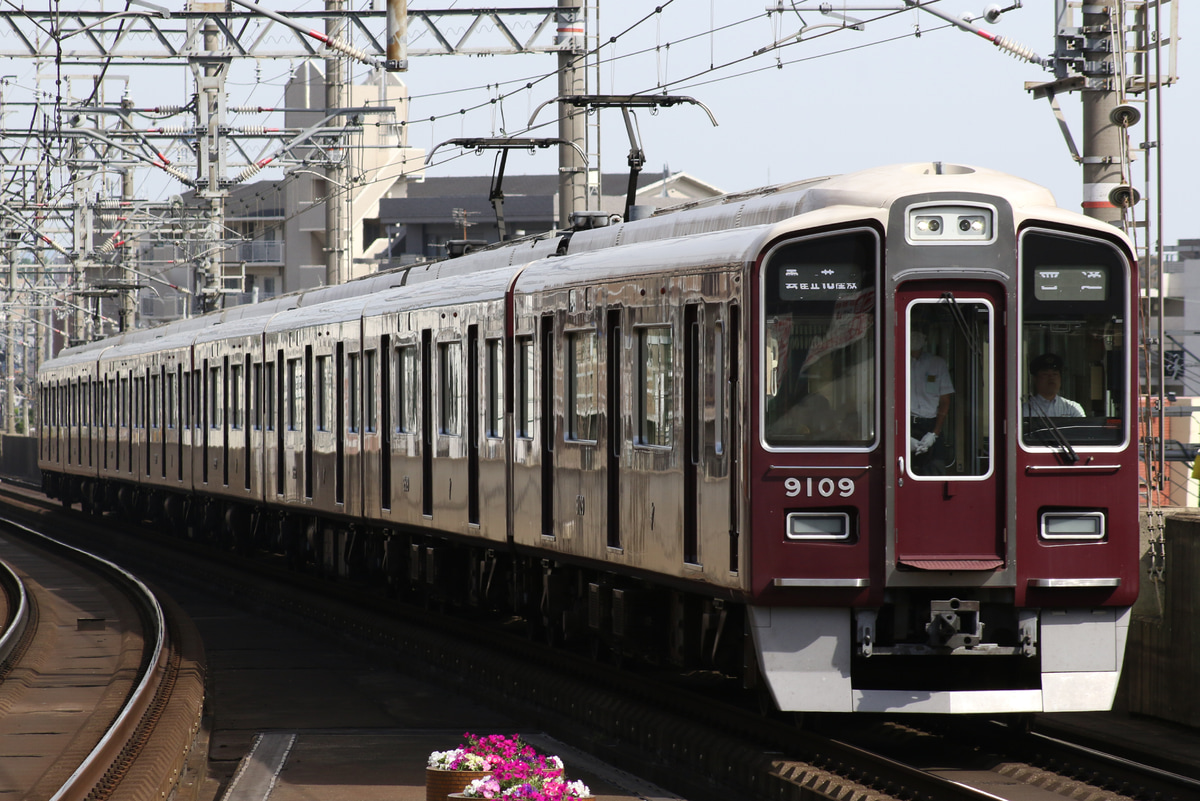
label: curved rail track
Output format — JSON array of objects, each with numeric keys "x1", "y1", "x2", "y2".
[
  {"x1": 2, "y1": 483, "x2": 1194, "y2": 801},
  {"x1": 0, "y1": 512, "x2": 205, "y2": 801}
]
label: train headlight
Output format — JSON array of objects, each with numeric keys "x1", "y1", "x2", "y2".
[
  {"x1": 906, "y1": 204, "x2": 995, "y2": 244},
  {"x1": 1040, "y1": 511, "x2": 1106, "y2": 541},
  {"x1": 913, "y1": 215, "x2": 943, "y2": 236},
  {"x1": 786, "y1": 512, "x2": 850, "y2": 541}
]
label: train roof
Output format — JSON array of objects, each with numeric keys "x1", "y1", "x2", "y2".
[
  {"x1": 361, "y1": 265, "x2": 515, "y2": 318},
  {"x1": 562, "y1": 163, "x2": 1054, "y2": 253},
  {"x1": 264, "y1": 292, "x2": 375, "y2": 334},
  {"x1": 192, "y1": 311, "x2": 278, "y2": 345},
  {"x1": 513, "y1": 223, "x2": 774, "y2": 293},
  {"x1": 100, "y1": 327, "x2": 198, "y2": 359},
  {"x1": 40, "y1": 342, "x2": 113, "y2": 372}
]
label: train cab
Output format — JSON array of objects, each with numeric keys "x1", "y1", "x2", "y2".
[{"x1": 747, "y1": 166, "x2": 1139, "y2": 714}]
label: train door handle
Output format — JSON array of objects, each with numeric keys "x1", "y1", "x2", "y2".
[
  {"x1": 897, "y1": 456, "x2": 905, "y2": 487},
  {"x1": 898, "y1": 456, "x2": 904, "y2": 474}
]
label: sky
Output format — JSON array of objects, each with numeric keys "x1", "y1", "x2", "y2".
[
  {"x1": 378, "y1": 0, "x2": 1196, "y2": 251},
  {"x1": 2, "y1": 1, "x2": 1193, "y2": 251}
]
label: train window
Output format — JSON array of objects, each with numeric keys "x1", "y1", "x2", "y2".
[
  {"x1": 761, "y1": 230, "x2": 878, "y2": 449},
  {"x1": 165, "y1": 372, "x2": 175, "y2": 429},
  {"x1": 288, "y1": 358, "x2": 302, "y2": 431},
  {"x1": 365, "y1": 349, "x2": 377, "y2": 433},
  {"x1": 1020, "y1": 231, "x2": 1128, "y2": 448},
  {"x1": 438, "y1": 342, "x2": 462, "y2": 436},
  {"x1": 395, "y1": 346, "x2": 416, "y2": 433},
  {"x1": 568, "y1": 331, "x2": 599, "y2": 442},
  {"x1": 637, "y1": 327, "x2": 673, "y2": 448},
  {"x1": 349, "y1": 352, "x2": 361, "y2": 433},
  {"x1": 316, "y1": 355, "x2": 332, "y2": 432},
  {"x1": 906, "y1": 299, "x2": 994, "y2": 479},
  {"x1": 191, "y1": 370, "x2": 200, "y2": 429},
  {"x1": 714, "y1": 322, "x2": 725, "y2": 455},
  {"x1": 209, "y1": 366, "x2": 222, "y2": 429},
  {"x1": 516, "y1": 336, "x2": 534, "y2": 439},
  {"x1": 252, "y1": 363, "x2": 262, "y2": 430},
  {"x1": 264, "y1": 362, "x2": 275, "y2": 432},
  {"x1": 486, "y1": 339, "x2": 503, "y2": 438},
  {"x1": 230, "y1": 363, "x2": 243, "y2": 430},
  {"x1": 151, "y1": 374, "x2": 160, "y2": 429}
]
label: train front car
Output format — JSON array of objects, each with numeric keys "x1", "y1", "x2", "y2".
[{"x1": 748, "y1": 165, "x2": 1139, "y2": 714}]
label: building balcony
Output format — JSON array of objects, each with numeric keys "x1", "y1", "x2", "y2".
[{"x1": 237, "y1": 239, "x2": 284, "y2": 264}]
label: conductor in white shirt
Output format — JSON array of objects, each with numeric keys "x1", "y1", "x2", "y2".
[
  {"x1": 1023, "y1": 353, "x2": 1086, "y2": 417},
  {"x1": 910, "y1": 331, "x2": 954, "y2": 475}
]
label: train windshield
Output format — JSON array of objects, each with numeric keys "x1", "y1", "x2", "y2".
[
  {"x1": 1020, "y1": 231, "x2": 1128, "y2": 448},
  {"x1": 905, "y1": 297, "x2": 994, "y2": 479},
  {"x1": 762, "y1": 230, "x2": 878, "y2": 448}
]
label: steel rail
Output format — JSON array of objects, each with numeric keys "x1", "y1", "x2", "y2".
[
  {"x1": 0, "y1": 556, "x2": 31, "y2": 665},
  {"x1": 0, "y1": 514, "x2": 170, "y2": 801},
  {"x1": 1024, "y1": 726, "x2": 1200, "y2": 798}
]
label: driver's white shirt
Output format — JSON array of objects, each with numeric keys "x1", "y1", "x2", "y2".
[{"x1": 1023, "y1": 394, "x2": 1085, "y2": 417}]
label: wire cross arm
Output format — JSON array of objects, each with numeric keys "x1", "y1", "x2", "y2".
[
  {"x1": 425, "y1": 137, "x2": 588, "y2": 243},
  {"x1": 526, "y1": 94, "x2": 718, "y2": 128},
  {"x1": 425, "y1": 137, "x2": 588, "y2": 165}
]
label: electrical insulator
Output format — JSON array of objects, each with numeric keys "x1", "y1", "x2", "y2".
[{"x1": 992, "y1": 36, "x2": 1039, "y2": 65}]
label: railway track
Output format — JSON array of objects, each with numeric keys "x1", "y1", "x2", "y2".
[
  {"x1": 0, "y1": 511, "x2": 205, "y2": 801},
  {"x1": 821, "y1": 713, "x2": 1200, "y2": 801},
  {"x1": 1, "y1": 483, "x2": 1192, "y2": 801}
]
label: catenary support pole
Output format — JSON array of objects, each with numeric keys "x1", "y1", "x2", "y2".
[{"x1": 556, "y1": 0, "x2": 586, "y2": 227}]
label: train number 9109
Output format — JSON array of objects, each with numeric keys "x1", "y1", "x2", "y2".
[{"x1": 784, "y1": 477, "x2": 856, "y2": 498}]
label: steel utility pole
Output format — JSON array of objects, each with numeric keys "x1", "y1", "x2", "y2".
[
  {"x1": 326, "y1": 0, "x2": 347, "y2": 288},
  {"x1": 195, "y1": 18, "x2": 229, "y2": 313},
  {"x1": 556, "y1": 0, "x2": 586, "y2": 226},
  {"x1": 1080, "y1": 0, "x2": 1127, "y2": 225},
  {"x1": 120, "y1": 170, "x2": 136, "y2": 332},
  {"x1": 5, "y1": 230, "x2": 16, "y2": 434}
]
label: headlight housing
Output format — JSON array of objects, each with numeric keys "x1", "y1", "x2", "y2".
[{"x1": 1040, "y1": 511, "x2": 1106, "y2": 541}]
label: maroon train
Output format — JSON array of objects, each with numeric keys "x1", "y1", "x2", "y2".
[{"x1": 39, "y1": 163, "x2": 1139, "y2": 713}]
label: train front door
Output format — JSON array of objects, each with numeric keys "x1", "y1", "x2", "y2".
[{"x1": 893, "y1": 285, "x2": 1005, "y2": 571}]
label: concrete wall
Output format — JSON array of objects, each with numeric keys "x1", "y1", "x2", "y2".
[
  {"x1": 0, "y1": 434, "x2": 40, "y2": 487},
  {"x1": 1119, "y1": 509, "x2": 1200, "y2": 726}
]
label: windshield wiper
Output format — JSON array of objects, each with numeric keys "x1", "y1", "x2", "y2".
[
  {"x1": 941, "y1": 292, "x2": 981, "y2": 356},
  {"x1": 1026, "y1": 394, "x2": 1079, "y2": 464}
]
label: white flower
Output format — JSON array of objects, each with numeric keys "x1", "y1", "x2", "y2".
[
  {"x1": 565, "y1": 780, "x2": 591, "y2": 798},
  {"x1": 427, "y1": 748, "x2": 468, "y2": 769}
]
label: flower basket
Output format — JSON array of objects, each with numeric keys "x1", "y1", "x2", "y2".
[
  {"x1": 426, "y1": 768, "x2": 491, "y2": 801},
  {"x1": 429, "y1": 734, "x2": 589, "y2": 801},
  {"x1": 447, "y1": 796, "x2": 591, "y2": 801}
]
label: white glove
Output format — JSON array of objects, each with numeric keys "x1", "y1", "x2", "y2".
[
  {"x1": 910, "y1": 437, "x2": 924, "y2": 454},
  {"x1": 919, "y1": 432, "x2": 938, "y2": 452}
]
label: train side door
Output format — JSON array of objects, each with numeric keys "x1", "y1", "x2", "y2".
[{"x1": 893, "y1": 284, "x2": 1006, "y2": 570}]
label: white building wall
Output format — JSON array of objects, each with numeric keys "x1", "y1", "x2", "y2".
[{"x1": 282, "y1": 64, "x2": 425, "y2": 291}]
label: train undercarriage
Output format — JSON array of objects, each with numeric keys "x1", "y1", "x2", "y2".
[
  {"x1": 45, "y1": 473, "x2": 751, "y2": 687},
  {"x1": 45, "y1": 470, "x2": 1131, "y2": 716}
]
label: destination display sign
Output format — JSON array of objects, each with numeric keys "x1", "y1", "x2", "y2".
[
  {"x1": 1033, "y1": 267, "x2": 1108, "y2": 302},
  {"x1": 778, "y1": 262, "x2": 865, "y2": 301}
]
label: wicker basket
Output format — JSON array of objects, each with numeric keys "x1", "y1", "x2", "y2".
[{"x1": 426, "y1": 768, "x2": 489, "y2": 801}]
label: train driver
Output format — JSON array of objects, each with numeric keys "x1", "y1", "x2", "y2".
[
  {"x1": 909, "y1": 331, "x2": 954, "y2": 475},
  {"x1": 1023, "y1": 353, "x2": 1085, "y2": 417}
]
